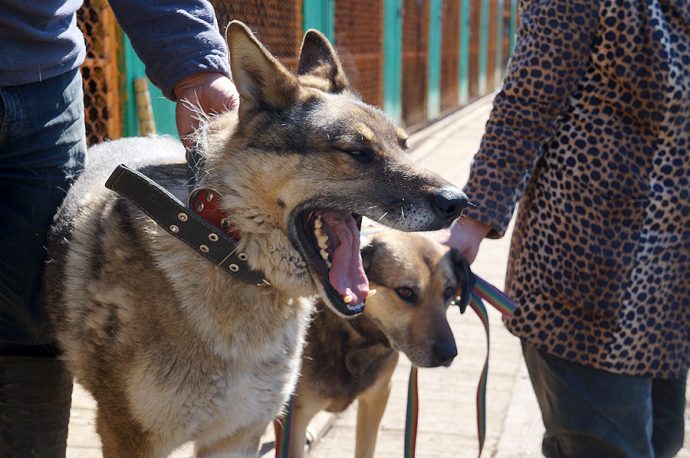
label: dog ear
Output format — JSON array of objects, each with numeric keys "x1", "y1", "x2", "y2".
[
  {"x1": 450, "y1": 250, "x2": 475, "y2": 314},
  {"x1": 297, "y1": 29, "x2": 350, "y2": 93},
  {"x1": 226, "y1": 21, "x2": 300, "y2": 112},
  {"x1": 360, "y1": 239, "x2": 376, "y2": 274}
]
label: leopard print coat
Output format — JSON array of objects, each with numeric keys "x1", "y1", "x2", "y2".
[{"x1": 463, "y1": 0, "x2": 689, "y2": 378}]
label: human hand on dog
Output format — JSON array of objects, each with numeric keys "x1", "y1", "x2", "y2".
[
  {"x1": 174, "y1": 72, "x2": 239, "y2": 149},
  {"x1": 440, "y1": 218, "x2": 491, "y2": 264}
]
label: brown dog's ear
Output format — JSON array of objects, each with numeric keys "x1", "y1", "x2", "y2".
[
  {"x1": 450, "y1": 250, "x2": 475, "y2": 313},
  {"x1": 360, "y1": 240, "x2": 376, "y2": 274},
  {"x1": 226, "y1": 21, "x2": 300, "y2": 113},
  {"x1": 297, "y1": 29, "x2": 350, "y2": 93}
]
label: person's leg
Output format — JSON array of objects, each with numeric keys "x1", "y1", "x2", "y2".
[
  {"x1": 0, "y1": 68, "x2": 86, "y2": 457},
  {"x1": 522, "y1": 340, "x2": 654, "y2": 458},
  {"x1": 651, "y1": 373, "x2": 687, "y2": 458}
]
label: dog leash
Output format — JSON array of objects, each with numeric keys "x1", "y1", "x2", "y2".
[
  {"x1": 404, "y1": 275, "x2": 517, "y2": 458},
  {"x1": 273, "y1": 396, "x2": 296, "y2": 458},
  {"x1": 273, "y1": 273, "x2": 517, "y2": 458}
]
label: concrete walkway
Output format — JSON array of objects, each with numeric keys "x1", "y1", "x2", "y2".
[{"x1": 66, "y1": 96, "x2": 689, "y2": 457}]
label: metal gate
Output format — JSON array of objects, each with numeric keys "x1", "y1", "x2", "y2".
[
  {"x1": 402, "y1": 0, "x2": 429, "y2": 128},
  {"x1": 77, "y1": 0, "x2": 121, "y2": 145},
  {"x1": 335, "y1": 0, "x2": 384, "y2": 107},
  {"x1": 211, "y1": 0, "x2": 304, "y2": 70}
]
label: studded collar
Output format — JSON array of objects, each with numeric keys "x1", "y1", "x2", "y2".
[{"x1": 105, "y1": 164, "x2": 270, "y2": 287}]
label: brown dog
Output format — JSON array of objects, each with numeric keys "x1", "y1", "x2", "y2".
[
  {"x1": 285, "y1": 230, "x2": 472, "y2": 458},
  {"x1": 44, "y1": 22, "x2": 468, "y2": 457}
]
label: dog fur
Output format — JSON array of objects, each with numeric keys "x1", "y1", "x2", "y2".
[
  {"x1": 44, "y1": 22, "x2": 467, "y2": 457},
  {"x1": 285, "y1": 231, "x2": 470, "y2": 458}
]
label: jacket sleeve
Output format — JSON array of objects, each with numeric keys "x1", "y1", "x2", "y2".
[
  {"x1": 107, "y1": 0, "x2": 231, "y2": 100},
  {"x1": 462, "y1": 0, "x2": 600, "y2": 237}
]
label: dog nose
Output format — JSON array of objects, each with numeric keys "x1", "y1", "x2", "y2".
[
  {"x1": 432, "y1": 340, "x2": 458, "y2": 367},
  {"x1": 432, "y1": 187, "x2": 469, "y2": 222}
]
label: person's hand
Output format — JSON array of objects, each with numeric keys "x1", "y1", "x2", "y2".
[
  {"x1": 173, "y1": 72, "x2": 239, "y2": 149},
  {"x1": 441, "y1": 217, "x2": 492, "y2": 264}
]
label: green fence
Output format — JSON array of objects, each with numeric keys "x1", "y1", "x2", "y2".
[{"x1": 117, "y1": 0, "x2": 517, "y2": 137}]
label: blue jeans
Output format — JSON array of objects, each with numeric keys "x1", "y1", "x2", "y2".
[
  {"x1": 523, "y1": 340, "x2": 687, "y2": 458},
  {"x1": 0, "y1": 69, "x2": 86, "y2": 353}
]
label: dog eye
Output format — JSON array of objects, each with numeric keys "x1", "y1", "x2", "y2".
[
  {"x1": 395, "y1": 287, "x2": 417, "y2": 303},
  {"x1": 443, "y1": 286, "x2": 456, "y2": 301},
  {"x1": 344, "y1": 149, "x2": 374, "y2": 164}
]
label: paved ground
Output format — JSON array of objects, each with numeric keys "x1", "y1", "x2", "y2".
[{"x1": 66, "y1": 96, "x2": 689, "y2": 457}]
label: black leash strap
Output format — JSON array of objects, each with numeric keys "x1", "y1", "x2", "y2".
[{"x1": 105, "y1": 164, "x2": 270, "y2": 287}]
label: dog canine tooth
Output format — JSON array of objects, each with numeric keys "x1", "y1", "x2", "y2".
[
  {"x1": 314, "y1": 217, "x2": 323, "y2": 229},
  {"x1": 343, "y1": 294, "x2": 353, "y2": 304},
  {"x1": 316, "y1": 233, "x2": 329, "y2": 250},
  {"x1": 319, "y1": 248, "x2": 329, "y2": 262},
  {"x1": 367, "y1": 289, "x2": 377, "y2": 297}
]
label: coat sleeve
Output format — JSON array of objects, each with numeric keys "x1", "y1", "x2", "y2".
[
  {"x1": 107, "y1": 0, "x2": 231, "y2": 100},
  {"x1": 462, "y1": 0, "x2": 600, "y2": 237}
]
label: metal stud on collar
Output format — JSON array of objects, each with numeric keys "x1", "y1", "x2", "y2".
[{"x1": 228, "y1": 263, "x2": 239, "y2": 272}]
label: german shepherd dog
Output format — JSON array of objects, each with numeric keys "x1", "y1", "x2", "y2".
[
  {"x1": 44, "y1": 22, "x2": 468, "y2": 457},
  {"x1": 285, "y1": 231, "x2": 471, "y2": 458}
]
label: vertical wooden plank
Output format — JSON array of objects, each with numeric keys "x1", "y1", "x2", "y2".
[
  {"x1": 494, "y1": 0, "x2": 504, "y2": 85},
  {"x1": 486, "y1": 0, "x2": 497, "y2": 90},
  {"x1": 383, "y1": 0, "x2": 403, "y2": 121},
  {"x1": 459, "y1": 0, "x2": 470, "y2": 105},
  {"x1": 401, "y1": 0, "x2": 429, "y2": 128},
  {"x1": 427, "y1": 0, "x2": 442, "y2": 119},
  {"x1": 501, "y1": 0, "x2": 512, "y2": 69},
  {"x1": 468, "y1": 0, "x2": 481, "y2": 100},
  {"x1": 479, "y1": 0, "x2": 489, "y2": 94},
  {"x1": 440, "y1": 0, "x2": 460, "y2": 114},
  {"x1": 510, "y1": 0, "x2": 518, "y2": 54}
]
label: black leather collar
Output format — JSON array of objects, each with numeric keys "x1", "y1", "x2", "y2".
[{"x1": 105, "y1": 164, "x2": 270, "y2": 287}]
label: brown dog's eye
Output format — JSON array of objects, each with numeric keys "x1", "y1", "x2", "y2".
[
  {"x1": 395, "y1": 287, "x2": 417, "y2": 303},
  {"x1": 343, "y1": 149, "x2": 374, "y2": 164},
  {"x1": 443, "y1": 286, "x2": 456, "y2": 301}
]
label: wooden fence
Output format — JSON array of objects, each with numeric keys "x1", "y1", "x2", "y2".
[{"x1": 78, "y1": 0, "x2": 517, "y2": 143}]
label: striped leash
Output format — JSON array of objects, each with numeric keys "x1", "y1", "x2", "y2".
[{"x1": 404, "y1": 274, "x2": 517, "y2": 458}]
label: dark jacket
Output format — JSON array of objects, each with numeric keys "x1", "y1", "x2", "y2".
[{"x1": 0, "y1": 0, "x2": 230, "y2": 98}]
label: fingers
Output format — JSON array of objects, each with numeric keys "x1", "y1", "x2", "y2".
[
  {"x1": 444, "y1": 217, "x2": 491, "y2": 264},
  {"x1": 174, "y1": 73, "x2": 239, "y2": 149}
]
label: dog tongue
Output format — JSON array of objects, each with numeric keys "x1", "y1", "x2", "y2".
[{"x1": 321, "y1": 211, "x2": 369, "y2": 305}]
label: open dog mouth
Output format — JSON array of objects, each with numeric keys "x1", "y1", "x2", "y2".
[{"x1": 295, "y1": 210, "x2": 369, "y2": 317}]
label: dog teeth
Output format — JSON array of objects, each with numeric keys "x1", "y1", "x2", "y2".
[
  {"x1": 316, "y1": 233, "x2": 329, "y2": 250},
  {"x1": 343, "y1": 294, "x2": 353, "y2": 304},
  {"x1": 313, "y1": 215, "x2": 331, "y2": 262},
  {"x1": 367, "y1": 289, "x2": 377, "y2": 298}
]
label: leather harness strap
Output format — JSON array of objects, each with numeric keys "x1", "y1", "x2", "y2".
[{"x1": 105, "y1": 164, "x2": 270, "y2": 287}]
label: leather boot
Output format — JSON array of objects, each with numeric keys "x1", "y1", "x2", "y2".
[{"x1": 0, "y1": 356, "x2": 73, "y2": 457}]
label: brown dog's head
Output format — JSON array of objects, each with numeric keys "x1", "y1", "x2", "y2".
[
  {"x1": 360, "y1": 231, "x2": 472, "y2": 367},
  {"x1": 202, "y1": 22, "x2": 468, "y2": 319}
]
